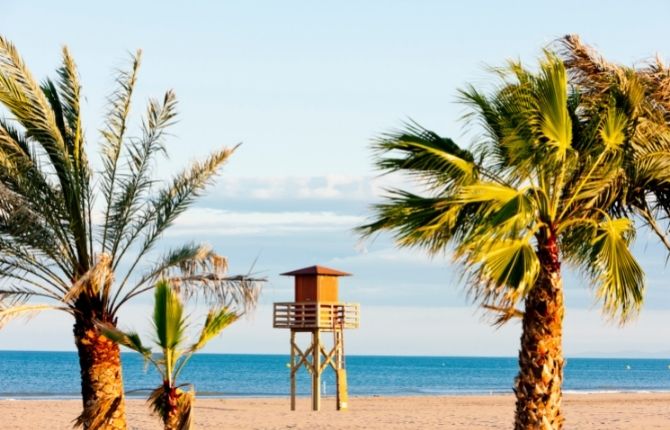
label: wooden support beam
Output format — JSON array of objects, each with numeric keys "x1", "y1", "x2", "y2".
[
  {"x1": 286, "y1": 326, "x2": 350, "y2": 412},
  {"x1": 290, "y1": 330, "x2": 296, "y2": 411},
  {"x1": 319, "y1": 344, "x2": 338, "y2": 373},
  {"x1": 312, "y1": 330, "x2": 321, "y2": 411},
  {"x1": 335, "y1": 330, "x2": 349, "y2": 411},
  {"x1": 291, "y1": 340, "x2": 313, "y2": 375}
]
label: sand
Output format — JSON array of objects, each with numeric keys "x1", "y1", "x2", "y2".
[{"x1": 2, "y1": 393, "x2": 670, "y2": 429}]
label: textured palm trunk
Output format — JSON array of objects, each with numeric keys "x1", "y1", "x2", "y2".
[
  {"x1": 73, "y1": 309, "x2": 127, "y2": 430},
  {"x1": 163, "y1": 386, "x2": 192, "y2": 430},
  {"x1": 514, "y1": 232, "x2": 564, "y2": 430},
  {"x1": 165, "y1": 387, "x2": 181, "y2": 430}
]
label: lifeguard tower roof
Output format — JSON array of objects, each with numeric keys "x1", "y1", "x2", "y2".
[{"x1": 281, "y1": 265, "x2": 351, "y2": 277}]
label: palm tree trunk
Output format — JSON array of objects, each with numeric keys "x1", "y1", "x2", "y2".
[
  {"x1": 164, "y1": 387, "x2": 193, "y2": 430},
  {"x1": 514, "y1": 232, "x2": 564, "y2": 430},
  {"x1": 73, "y1": 309, "x2": 127, "y2": 430}
]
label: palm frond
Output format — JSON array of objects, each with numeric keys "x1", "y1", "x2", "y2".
[
  {"x1": 599, "y1": 106, "x2": 628, "y2": 151},
  {"x1": 558, "y1": 34, "x2": 615, "y2": 96},
  {"x1": 127, "y1": 243, "x2": 220, "y2": 293},
  {"x1": 74, "y1": 393, "x2": 124, "y2": 430},
  {"x1": 359, "y1": 188, "x2": 486, "y2": 254},
  {"x1": 0, "y1": 303, "x2": 66, "y2": 329},
  {"x1": 189, "y1": 307, "x2": 238, "y2": 353},
  {"x1": 462, "y1": 238, "x2": 540, "y2": 308},
  {"x1": 112, "y1": 245, "x2": 257, "y2": 315},
  {"x1": 0, "y1": 183, "x2": 74, "y2": 274},
  {"x1": 590, "y1": 218, "x2": 644, "y2": 322},
  {"x1": 99, "y1": 323, "x2": 152, "y2": 358},
  {"x1": 62, "y1": 253, "x2": 113, "y2": 305},
  {"x1": 533, "y1": 53, "x2": 573, "y2": 159},
  {"x1": 106, "y1": 90, "x2": 177, "y2": 262},
  {"x1": 0, "y1": 36, "x2": 69, "y2": 170},
  {"x1": 562, "y1": 217, "x2": 644, "y2": 322},
  {"x1": 100, "y1": 50, "x2": 141, "y2": 250},
  {"x1": 113, "y1": 145, "x2": 237, "y2": 296},
  {"x1": 0, "y1": 39, "x2": 92, "y2": 264},
  {"x1": 374, "y1": 121, "x2": 477, "y2": 188},
  {"x1": 153, "y1": 279, "x2": 186, "y2": 350}
]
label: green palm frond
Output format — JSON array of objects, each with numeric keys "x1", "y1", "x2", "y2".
[
  {"x1": 190, "y1": 308, "x2": 238, "y2": 353},
  {"x1": 100, "y1": 50, "x2": 141, "y2": 251},
  {"x1": 113, "y1": 145, "x2": 236, "y2": 283},
  {"x1": 99, "y1": 323, "x2": 152, "y2": 358},
  {"x1": 462, "y1": 238, "x2": 540, "y2": 307},
  {"x1": 588, "y1": 218, "x2": 643, "y2": 322},
  {"x1": 54, "y1": 47, "x2": 83, "y2": 158},
  {"x1": 533, "y1": 53, "x2": 573, "y2": 159},
  {"x1": 0, "y1": 185, "x2": 75, "y2": 276},
  {"x1": 359, "y1": 190, "x2": 473, "y2": 253},
  {"x1": 455, "y1": 183, "x2": 521, "y2": 208},
  {"x1": 375, "y1": 121, "x2": 477, "y2": 188},
  {"x1": 113, "y1": 244, "x2": 263, "y2": 317},
  {"x1": 0, "y1": 36, "x2": 69, "y2": 168},
  {"x1": 128, "y1": 243, "x2": 219, "y2": 291},
  {"x1": 106, "y1": 90, "x2": 177, "y2": 264},
  {"x1": 599, "y1": 106, "x2": 628, "y2": 151},
  {"x1": 153, "y1": 279, "x2": 186, "y2": 351}
]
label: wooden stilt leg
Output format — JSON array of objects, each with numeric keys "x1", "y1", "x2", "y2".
[
  {"x1": 312, "y1": 330, "x2": 321, "y2": 411},
  {"x1": 335, "y1": 330, "x2": 349, "y2": 411},
  {"x1": 290, "y1": 330, "x2": 296, "y2": 411}
]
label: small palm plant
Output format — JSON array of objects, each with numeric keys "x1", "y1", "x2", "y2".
[{"x1": 102, "y1": 279, "x2": 239, "y2": 430}]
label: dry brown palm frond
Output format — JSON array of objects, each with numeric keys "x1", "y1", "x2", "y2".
[
  {"x1": 558, "y1": 34, "x2": 616, "y2": 88},
  {"x1": 482, "y1": 304, "x2": 524, "y2": 327},
  {"x1": 170, "y1": 274, "x2": 264, "y2": 315},
  {"x1": 63, "y1": 253, "x2": 113, "y2": 304},
  {"x1": 73, "y1": 393, "x2": 124, "y2": 429},
  {"x1": 0, "y1": 303, "x2": 66, "y2": 329},
  {"x1": 148, "y1": 385, "x2": 194, "y2": 430}
]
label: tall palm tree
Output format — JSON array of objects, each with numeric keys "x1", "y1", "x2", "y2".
[
  {"x1": 0, "y1": 37, "x2": 262, "y2": 429},
  {"x1": 101, "y1": 279, "x2": 240, "y2": 430},
  {"x1": 359, "y1": 54, "x2": 646, "y2": 429}
]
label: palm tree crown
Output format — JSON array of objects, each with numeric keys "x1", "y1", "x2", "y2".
[{"x1": 361, "y1": 53, "x2": 645, "y2": 322}]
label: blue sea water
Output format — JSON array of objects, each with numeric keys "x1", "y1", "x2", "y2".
[{"x1": 1, "y1": 351, "x2": 670, "y2": 399}]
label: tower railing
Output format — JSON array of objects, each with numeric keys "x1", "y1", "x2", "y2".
[{"x1": 273, "y1": 302, "x2": 360, "y2": 330}]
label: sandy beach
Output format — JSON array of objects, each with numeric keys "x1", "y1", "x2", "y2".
[{"x1": 2, "y1": 393, "x2": 669, "y2": 429}]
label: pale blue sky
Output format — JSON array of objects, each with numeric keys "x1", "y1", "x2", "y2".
[{"x1": 2, "y1": 1, "x2": 670, "y2": 356}]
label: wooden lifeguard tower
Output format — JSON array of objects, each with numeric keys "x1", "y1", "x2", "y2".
[{"x1": 273, "y1": 265, "x2": 360, "y2": 411}]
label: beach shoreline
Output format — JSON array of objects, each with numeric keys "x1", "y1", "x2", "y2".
[{"x1": 2, "y1": 393, "x2": 670, "y2": 429}]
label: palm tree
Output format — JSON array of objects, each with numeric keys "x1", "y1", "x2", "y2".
[
  {"x1": 101, "y1": 279, "x2": 239, "y2": 430},
  {"x1": 359, "y1": 54, "x2": 646, "y2": 429},
  {"x1": 0, "y1": 37, "x2": 262, "y2": 429}
]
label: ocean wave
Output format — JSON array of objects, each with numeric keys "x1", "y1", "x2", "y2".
[{"x1": 563, "y1": 389, "x2": 670, "y2": 395}]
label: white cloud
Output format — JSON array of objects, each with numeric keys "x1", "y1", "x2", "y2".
[
  {"x1": 167, "y1": 207, "x2": 364, "y2": 236},
  {"x1": 211, "y1": 174, "x2": 421, "y2": 201}
]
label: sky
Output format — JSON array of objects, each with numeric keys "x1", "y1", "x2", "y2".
[{"x1": 2, "y1": 0, "x2": 670, "y2": 357}]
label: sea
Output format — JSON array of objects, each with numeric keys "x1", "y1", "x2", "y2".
[{"x1": 1, "y1": 352, "x2": 669, "y2": 399}]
